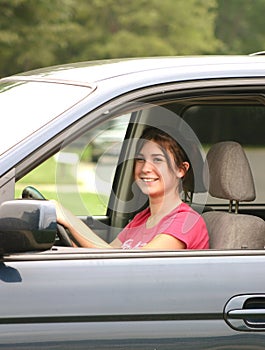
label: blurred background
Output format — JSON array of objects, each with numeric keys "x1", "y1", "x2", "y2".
[{"x1": 1, "y1": 0, "x2": 264, "y2": 77}]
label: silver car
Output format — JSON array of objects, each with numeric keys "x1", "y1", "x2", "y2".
[{"x1": 0, "y1": 55, "x2": 265, "y2": 349}]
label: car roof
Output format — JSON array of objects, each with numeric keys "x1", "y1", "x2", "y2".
[
  {"x1": 1, "y1": 55, "x2": 265, "y2": 176},
  {"x1": 3, "y1": 55, "x2": 265, "y2": 86}
]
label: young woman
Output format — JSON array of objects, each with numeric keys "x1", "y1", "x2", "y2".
[{"x1": 55, "y1": 127, "x2": 209, "y2": 250}]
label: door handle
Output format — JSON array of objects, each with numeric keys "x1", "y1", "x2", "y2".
[{"x1": 224, "y1": 294, "x2": 265, "y2": 331}]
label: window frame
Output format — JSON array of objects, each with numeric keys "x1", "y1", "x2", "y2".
[{"x1": 5, "y1": 77, "x2": 265, "y2": 246}]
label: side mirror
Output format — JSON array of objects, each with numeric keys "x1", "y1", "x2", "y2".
[{"x1": 0, "y1": 200, "x2": 57, "y2": 255}]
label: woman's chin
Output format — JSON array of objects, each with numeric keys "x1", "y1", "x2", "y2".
[{"x1": 141, "y1": 186, "x2": 164, "y2": 198}]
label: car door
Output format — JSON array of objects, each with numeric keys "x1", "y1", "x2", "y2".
[
  {"x1": 1, "y1": 250, "x2": 265, "y2": 349},
  {"x1": 1, "y1": 77, "x2": 265, "y2": 349}
]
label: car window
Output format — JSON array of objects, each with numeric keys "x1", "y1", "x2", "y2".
[
  {"x1": 14, "y1": 90, "x2": 265, "y2": 249},
  {"x1": 15, "y1": 114, "x2": 131, "y2": 216},
  {"x1": 182, "y1": 103, "x2": 265, "y2": 204},
  {"x1": 105, "y1": 95, "x2": 265, "y2": 228}
]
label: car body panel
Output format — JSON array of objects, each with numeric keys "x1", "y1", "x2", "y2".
[
  {"x1": 8, "y1": 56, "x2": 265, "y2": 83},
  {"x1": 1, "y1": 250, "x2": 265, "y2": 348}
]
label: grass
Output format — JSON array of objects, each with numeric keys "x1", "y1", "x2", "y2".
[
  {"x1": 15, "y1": 187, "x2": 107, "y2": 215},
  {"x1": 16, "y1": 156, "x2": 108, "y2": 215},
  {"x1": 20, "y1": 157, "x2": 79, "y2": 184}
]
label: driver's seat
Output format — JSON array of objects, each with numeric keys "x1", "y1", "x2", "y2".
[{"x1": 202, "y1": 141, "x2": 265, "y2": 249}]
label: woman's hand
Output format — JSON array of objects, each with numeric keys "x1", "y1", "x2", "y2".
[
  {"x1": 50, "y1": 199, "x2": 69, "y2": 228},
  {"x1": 50, "y1": 199, "x2": 112, "y2": 249}
]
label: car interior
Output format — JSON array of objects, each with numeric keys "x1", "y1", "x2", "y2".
[
  {"x1": 106, "y1": 91, "x2": 265, "y2": 248},
  {"x1": 202, "y1": 141, "x2": 265, "y2": 249},
  {"x1": 15, "y1": 87, "x2": 265, "y2": 250}
]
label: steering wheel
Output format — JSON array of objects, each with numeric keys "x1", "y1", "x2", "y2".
[{"x1": 22, "y1": 186, "x2": 74, "y2": 247}]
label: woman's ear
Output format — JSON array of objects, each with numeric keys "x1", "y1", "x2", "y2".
[
  {"x1": 176, "y1": 161, "x2": 190, "y2": 178},
  {"x1": 183, "y1": 161, "x2": 190, "y2": 172}
]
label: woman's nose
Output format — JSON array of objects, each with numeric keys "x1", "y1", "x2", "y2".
[{"x1": 141, "y1": 160, "x2": 153, "y2": 172}]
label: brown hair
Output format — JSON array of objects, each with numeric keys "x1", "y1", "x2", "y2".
[{"x1": 135, "y1": 126, "x2": 190, "y2": 178}]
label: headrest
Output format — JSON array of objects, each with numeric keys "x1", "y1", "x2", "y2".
[{"x1": 206, "y1": 141, "x2": 256, "y2": 202}]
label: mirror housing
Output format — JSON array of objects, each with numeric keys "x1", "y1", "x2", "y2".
[{"x1": 0, "y1": 200, "x2": 57, "y2": 254}]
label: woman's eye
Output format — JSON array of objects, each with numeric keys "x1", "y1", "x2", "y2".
[
  {"x1": 153, "y1": 157, "x2": 163, "y2": 163},
  {"x1": 135, "y1": 157, "x2": 145, "y2": 163}
]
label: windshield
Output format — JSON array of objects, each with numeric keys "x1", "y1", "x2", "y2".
[{"x1": 0, "y1": 80, "x2": 92, "y2": 155}]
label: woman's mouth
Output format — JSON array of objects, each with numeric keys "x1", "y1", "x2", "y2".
[{"x1": 140, "y1": 177, "x2": 158, "y2": 183}]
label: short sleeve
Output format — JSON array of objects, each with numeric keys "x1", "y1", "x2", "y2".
[{"x1": 158, "y1": 204, "x2": 209, "y2": 249}]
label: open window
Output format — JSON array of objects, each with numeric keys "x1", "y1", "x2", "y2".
[{"x1": 15, "y1": 86, "x2": 265, "y2": 249}]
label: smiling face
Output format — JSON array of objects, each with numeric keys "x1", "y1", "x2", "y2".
[{"x1": 134, "y1": 140, "x2": 186, "y2": 199}]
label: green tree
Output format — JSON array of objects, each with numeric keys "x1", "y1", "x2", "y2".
[
  {"x1": 215, "y1": 0, "x2": 265, "y2": 54},
  {"x1": 69, "y1": 0, "x2": 220, "y2": 60},
  {"x1": 0, "y1": 0, "x2": 81, "y2": 76},
  {"x1": 0, "y1": 0, "x2": 220, "y2": 77}
]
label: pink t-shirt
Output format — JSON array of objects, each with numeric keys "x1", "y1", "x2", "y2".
[{"x1": 118, "y1": 202, "x2": 209, "y2": 250}]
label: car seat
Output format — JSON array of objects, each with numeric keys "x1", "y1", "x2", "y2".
[{"x1": 202, "y1": 141, "x2": 265, "y2": 249}]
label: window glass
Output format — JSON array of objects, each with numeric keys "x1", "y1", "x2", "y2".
[
  {"x1": 0, "y1": 81, "x2": 91, "y2": 155},
  {"x1": 16, "y1": 114, "x2": 130, "y2": 216},
  {"x1": 183, "y1": 104, "x2": 265, "y2": 204}
]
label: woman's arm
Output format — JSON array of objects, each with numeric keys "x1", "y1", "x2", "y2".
[
  {"x1": 52, "y1": 200, "x2": 112, "y2": 248},
  {"x1": 53, "y1": 201, "x2": 185, "y2": 250},
  {"x1": 141, "y1": 234, "x2": 186, "y2": 250},
  {"x1": 112, "y1": 234, "x2": 185, "y2": 250},
  {"x1": 110, "y1": 237, "x2": 123, "y2": 248}
]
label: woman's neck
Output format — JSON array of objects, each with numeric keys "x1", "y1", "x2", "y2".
[
  {"x1": 149, "y1": 191, "x2": 182, "y2": 217},
  {"x1": 146, "y1": 192, "x2": 182, "y2": 229}
]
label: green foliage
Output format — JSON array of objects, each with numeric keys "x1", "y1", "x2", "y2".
[
  {"x1": 0, "y1": 0, "x2": 264, "y2": 77},
  {"x1": 215, "y1": 0, "x2": 265, "y2": 54},
  {"x1": 0, "y1": 0, "x2": 220, "y2": 77},
  {"x1": 71, "y1": 0, "x2": 220, "y2": 59},
  {"x1": 0, "y1": 0, "x2": 79, "y2": 76}
]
